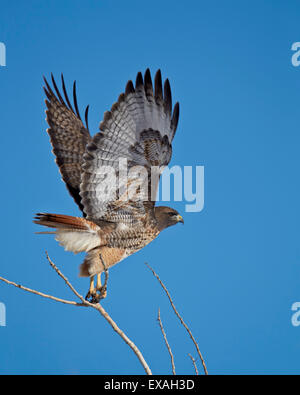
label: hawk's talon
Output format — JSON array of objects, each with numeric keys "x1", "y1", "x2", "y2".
[
  {"x1": 85, "y1": 287, "x2": 107, "y2": 304},
  {"x1": 98, "y1": 285, "x2": 107, "y2": 300},
  {"x1": 85, "y1": 290, "x2": 97, "y2": 302}
]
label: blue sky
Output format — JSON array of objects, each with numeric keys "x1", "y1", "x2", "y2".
[{"x1": 0, "y1": 0, "x2": 300, "y2": 375}]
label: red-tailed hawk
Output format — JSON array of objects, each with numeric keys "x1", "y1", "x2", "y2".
[{"x1": 34, "y1": 69, "x2": 183, "y2": 302}]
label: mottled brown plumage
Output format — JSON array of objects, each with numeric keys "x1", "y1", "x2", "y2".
[{"x1": 34, "y1": 69, "x2": 182, "y2": 301}]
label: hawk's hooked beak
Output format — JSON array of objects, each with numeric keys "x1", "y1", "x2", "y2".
[{"x1": 176, "y1": 214, "x2": 184, "y2": 224}]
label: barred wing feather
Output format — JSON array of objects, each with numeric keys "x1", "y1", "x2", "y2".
[
  {"x1": 44, "y1": 74, "x2": 91, "y2": 213},
  {"x1": 80, "y1": 69, "x2": 179, "y2": 225}
]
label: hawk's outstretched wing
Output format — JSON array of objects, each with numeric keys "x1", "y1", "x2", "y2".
[
  {"x1": 44, "y1": 74, "x2": 91, "y2": 213},
  {"x1": 80, "y1": 69, "x2": 179, "y2": 226}
]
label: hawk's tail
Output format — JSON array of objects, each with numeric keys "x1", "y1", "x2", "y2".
[
  {"x1": 34, "y1": 213, "x2": 90, "y2": 231},
  {"x1": 33, "y1": 213, "x2": 101, "y2": 253}
]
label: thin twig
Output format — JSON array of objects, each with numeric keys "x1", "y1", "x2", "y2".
[
  {"x1": 46, "y1": 252, "x2": 152, "y2": 375},
  {"x1": 92, "y1": 300, "x2": 152, "y2": 374},
  {"x1": 157, "y1": 308, "x2": 176, "y2": 375},
  {"x1": 45, "y1": 251, "x2": 87, "y2": 304},
  {"x1": 145, "y1": 262, "x2": 208, "y2": 375},
  {"x1": 0, "y1": 276, "x2": 85, "y2": 307},
  {"x1": 0, "y1": 254, "x2": 152, "y2": 375},
  {"x1": 188, "y1": 353, "x2": 199, "y2": 375}
]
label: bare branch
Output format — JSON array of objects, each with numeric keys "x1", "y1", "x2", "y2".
[
  {"x1": 92, "y1": 300, "x2": 152, "y2": 375},
  {"x1": 157, "y1": 308, "x2": 176, "y2": 375},
  {"x1": 45, "y1": 251, "x2": 87, "y2": 304},
  {"x1": 145, "y1": 262, "x2": 208, "y2": 375},
  {"x1": 0, "y1": 254, "x2": 152, "y2": 375},
  {"x1": 46, "y1": 252, "x2": 152, "y2": 374},
  {"x1": 188, "y1": 353, "x2": 199, "y2": 375},
  {"x1": 0, "y1": 275, "x2": 85, "y2": 307}
]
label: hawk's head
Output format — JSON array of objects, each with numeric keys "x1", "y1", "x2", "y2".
[{"x1": 154, "y1": 206, "x2": 184, "y2": 231}]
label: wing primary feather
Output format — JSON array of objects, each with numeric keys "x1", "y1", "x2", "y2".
[
  {"x1": 163, "y1": 78, "x2": 172, "y2": 115},
  {"x1": 43, "y1": 86, "x2": 52, "y2": 102},
  {"x1": 73, "y1": 81, "x2": 82, "y2": 121},
  {"x1": 43, "y1": 76, "x2": 55, "y2": 99},
  {"x1": 135, "y1": 72, "x2": 143, "y2": 89},
  {"x1": 154, "y1": 69, "x2": 163, "y2": 104},
  {"x1": 125, "y1": 80, "x2": 135, "y2": 95},
  {"x1": 51, "y1": 73, "x2": 66, "y2": 106},
  {"x1": 61, "y1": 73, "x2": 74, "y2": 112},
  {"x1": 144, "y1": 68, "x2": 153, "y2": 99},
  {"x1": 85, "y1": 105, "x2": 90, "y2": 131},
  {"x1": 171, "y1": 102, "x2": 180, "y2": 134}
]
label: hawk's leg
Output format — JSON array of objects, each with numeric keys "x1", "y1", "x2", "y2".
[
  {"x1": 85, "y1": 274, "x2": 106, "y2": 303},
  {"x1": 85, "y1": 255, "x2": 108, "y2": 303},
  {"x1": 96, "y1": 273, "x2": 107, "y2": 300},
  {"x1": 94, "y1": 253, "x2": 109, "y2": 300},
  {"x1": 85, "y1": 276, "x2": 98, "y2": 302}
]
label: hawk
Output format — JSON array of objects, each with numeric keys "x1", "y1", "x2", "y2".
[{"x1": 34, "y1": 69, "x2": 183, "y2": 302}]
